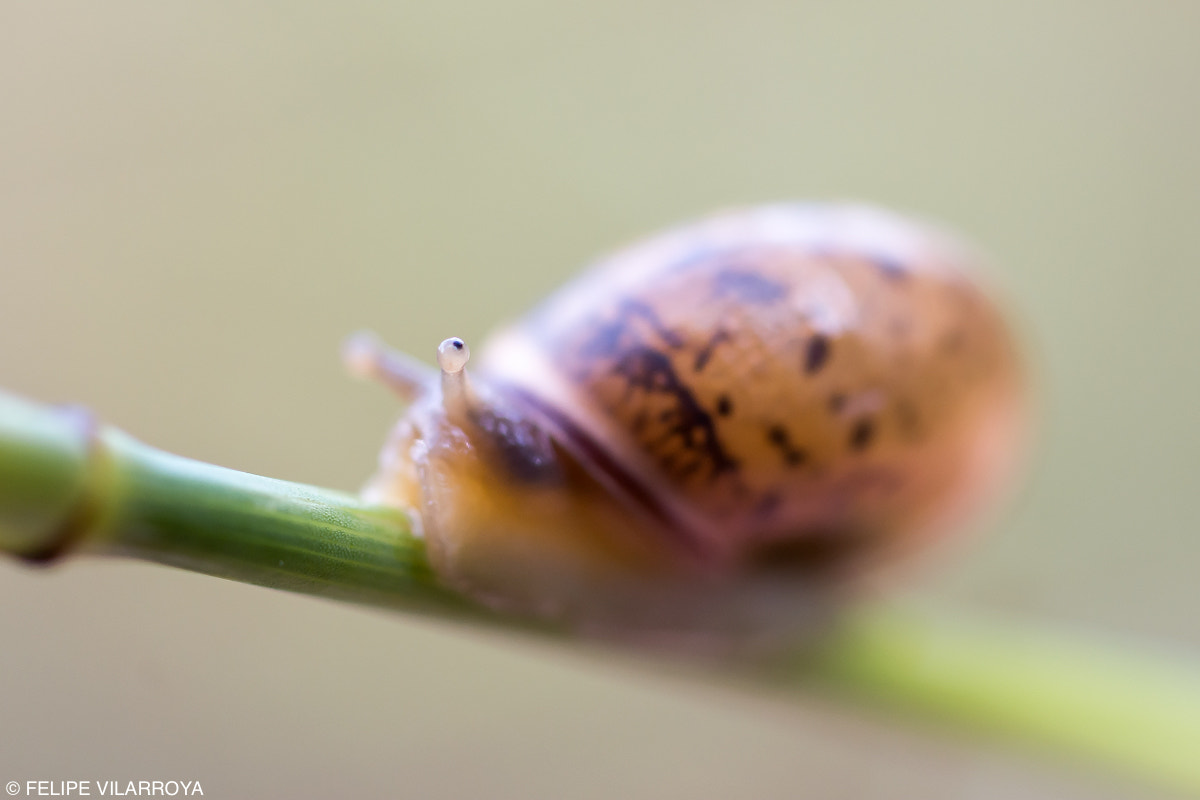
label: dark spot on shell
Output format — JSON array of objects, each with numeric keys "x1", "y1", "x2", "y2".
[
  {"x1": 828, "y1": 393, "x2": 848, "y2": 413},
  {"x1": 804, "y1": 335, "x2": 831, "y2": 374},
  {"x1": 612, "y1": 345, "x2": 739, "y2": 481},
  {"x1": 712, "y1": 269, "x2": 787, "y2": 305},
  {"x1": 693, "y1": 328, "x2": 731, "y2": 372},
  {"x1": 849, "y1": 418, "x2": 876, "y2": 452},
  {"x1": 716, "y1": 394, "x2": 733, "y2": 417},
  {"x1": 784, "y1": 448, "x2": 808, "y2": 467},
  {"x1": 580, "y1": 299, "x2": 685, "y2": 360},
  {"x1": 766, "y1": 424, "x2": 807, "y2": 468}
]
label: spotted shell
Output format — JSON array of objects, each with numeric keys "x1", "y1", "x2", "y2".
[{"x1": 479, "y1": 204, "x2": 1024, "y2": 572}]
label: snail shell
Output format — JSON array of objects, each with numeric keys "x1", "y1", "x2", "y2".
[{"x1": 348, "y1": 204, "x2": 1026, "y2": 646}]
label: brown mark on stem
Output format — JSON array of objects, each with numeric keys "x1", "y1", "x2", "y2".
[{"x1": 19, "y1": 405, "x2": 109, "y2": 564}]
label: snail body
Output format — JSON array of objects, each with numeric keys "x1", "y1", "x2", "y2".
[{"x1": 347, "y1": 204, "x2": 1025, "y2": 645}]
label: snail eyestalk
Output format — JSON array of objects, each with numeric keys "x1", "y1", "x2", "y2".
[
  {"x1": 342, "y1": 331, "x2": 436, "y2": 403},
  {"x1": 436, "y1": 337, "x2": 475, "y2": 421}
]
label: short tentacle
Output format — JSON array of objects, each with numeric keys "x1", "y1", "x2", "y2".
[{"x1": 342, "y1": 331, "x2": 438, "y2": 403}]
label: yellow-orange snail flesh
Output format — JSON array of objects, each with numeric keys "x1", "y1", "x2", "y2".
[{"x1": 345, "y1": 204, "x2": 1026, "y2": 647}]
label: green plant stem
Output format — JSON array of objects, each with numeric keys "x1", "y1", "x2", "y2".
[
  {"x1": 1, "y1": 388, "x2": 1198, "y2": 795},
  {"x1": 0, "y1": 389, "x2": 477, "y2": 619},
  {"x1": 805, "y1": 606, "x2": 1200, "y2": 795}
]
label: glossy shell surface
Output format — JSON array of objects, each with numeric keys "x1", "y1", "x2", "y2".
[{"x1": 480, "y1": 204, "x2": 1025, "y2": 571}]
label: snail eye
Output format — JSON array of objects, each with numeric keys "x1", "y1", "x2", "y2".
[{"x1": 437, "y1": 337, "x2": 471, "y2": 374}]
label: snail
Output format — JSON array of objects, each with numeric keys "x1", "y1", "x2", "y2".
[{"x1": 345, "y1": 204, "x2": 1026, "y2": 647}]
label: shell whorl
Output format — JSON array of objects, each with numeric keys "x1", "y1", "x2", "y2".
[{"x1": 479, "y1": 204, "x2": 1024, "y2": 567}]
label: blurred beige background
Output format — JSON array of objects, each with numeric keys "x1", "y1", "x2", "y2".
[{"x1": 1, "y1": 2, "x2": 1197, "y2": 798}]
